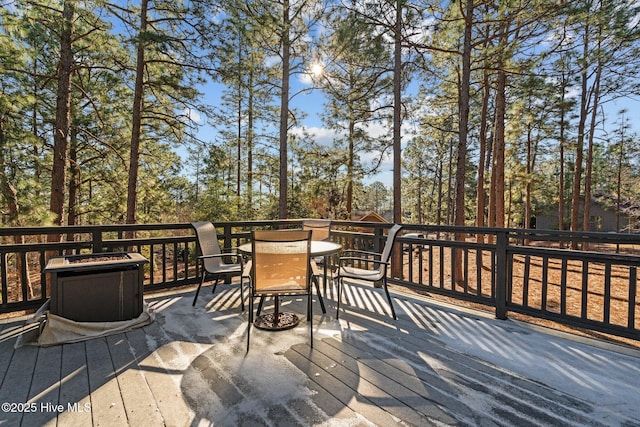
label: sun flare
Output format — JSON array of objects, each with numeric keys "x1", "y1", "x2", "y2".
[{"x1": 310, "y1": 61, "x2": 324, "y2": 77}]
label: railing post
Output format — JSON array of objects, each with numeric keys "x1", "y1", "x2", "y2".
[
  {"x1": 223, "y1": 223, "x2": 234, "y2": 284},
  {"x1": 92, "y1": 227, "x2": 103, "y2": 253},
  {"x1": 373, "y1": 226, "x2": 386, "y2": 288},
  {"x1": 373, "y1": 227, "x2": 383, "y2": 253},
  {"x1": 495, "y1": 229, "x2": 508, "y2": 320},
  {"x1": 223, "y1": 223, "x2": 233, "y2": 252}
]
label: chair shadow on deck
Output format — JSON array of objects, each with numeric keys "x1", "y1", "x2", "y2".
[
  {"x1": 175, "y1": 282, "x2": 640, "y2": 427},
  {"x1": 174, "y1": 284, "x2": 377, "y2": 425},
  {"x1": 174, "y1": 281, "x2": 453, "y2": 425},
  {"x1": 175, "y1": 282, "x2": 485, "y2": 426},
  {"x1": 4, "y1": 282, "x2": 638, "y2": 426},
  {"x1": 175, "y1": 283, "x2": 339, "y2": 426}
]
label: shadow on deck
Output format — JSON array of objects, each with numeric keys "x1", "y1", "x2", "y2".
[{"x1": 1, "y1": 280, "x2": 639, "y2": 426}]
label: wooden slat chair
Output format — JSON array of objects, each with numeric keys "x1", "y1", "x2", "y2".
[{"x1": 303, "y1": 219, "x2": 334, "y2": 286}]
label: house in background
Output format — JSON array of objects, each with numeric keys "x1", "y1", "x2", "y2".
[
  {"x1": 354, "y1": 210, "x2": 390, "y2": 223},
  {"x1": 536, "y1": 191, "x2": 640, "y2": 233}
]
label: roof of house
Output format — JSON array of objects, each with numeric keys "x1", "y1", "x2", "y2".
[
  {"x1": 356, "y1": 210, "x2": 388, "y2": 223},
  {"x1": 593, "y1": 191, "x2": 640, "y2": 218}
]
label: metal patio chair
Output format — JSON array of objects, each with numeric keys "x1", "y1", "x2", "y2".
[
  {"x1": 303, "y1": 218, "x2": 334, "y2": 284},
  {"x1": 336, "y1": 224, "x2": 402, "y2": 320},
  {"x1": 191, "y1": 222, "x2": 244, "y2": 310},
  {"x1": 302, "y1": 219, "x2": 332, "y2": 241},
  {"x1": 244, "y1": 229, "x2": 325, "y2": 352}
]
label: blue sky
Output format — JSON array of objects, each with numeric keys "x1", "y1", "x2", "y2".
[
  {"x1": 190, "y1": 72, "x2": 399, "y2": 187},
  {"x1": 188, "y1": 63, "x2": 640, "y2": 192}
]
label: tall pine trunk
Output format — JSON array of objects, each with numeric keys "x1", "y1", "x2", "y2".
[
  {"x1": 1, "y1": 120, "x2": 34, "y2": 298},
  {"x1": 278, "y1": 0, "x2": 291, "y2": 219},
  {"x1": 50, "y1": 0, "x2": 74, "y2": 231},
  {"x1": 453, "y1": 0, "x2": 473, "y2": 282},
  {"x1": 391, "y1": 0, "x2": 403, "y2": 279},
  {"x1": 247, "y1": 68, "x2": 254, "y2": 212},
  {"x1": 524, "y1": 125, "x2": 533, "y2": 230},
  {"x1": 67, "y1": 127, "x2": 79, "y2": 238},
  {"x1": 558, "y1": 64, "x2": 568, "y2": 233},
  {"x1": 476, "y1": 67, "x2": 490, "y2": 242},
  {"x1": 347, "y1": 118, "x2": 355, "y2": 216},
  {"x1": 126, "y1": 0, "x2": 148, "y2": 231},
  {"x1": 392, "y1": 0, "x2": 402, "y2": 225},
  {"x1": 492, "y1": 67, "x2": 506, "y2": 229},
  {"x1": 570, "y1": 25, "x2": 590, "y2": 243},
  {"x1": 455, "y1": 0, "x2": 472, "y2": 230},
  {"x1": 236, "y1": 38, "x2": 243, "y2": 211},
  {"x1": 582, "y1": 33, "x2": 603, "y2": 236}
]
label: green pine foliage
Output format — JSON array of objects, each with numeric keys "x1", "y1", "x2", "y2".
[{"x1": 1, "y1": 0, "x2": 640, "y2": 227}]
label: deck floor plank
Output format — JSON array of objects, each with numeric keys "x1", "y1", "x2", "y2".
[
  {"x1": 310, "y1": 337, "x2": 461, "y2": 425},
  {"x1": 0, "y1": 321, "x2": 22, "y2": 384},
  {"x1": 282, "y1": 344, "x2": 372, "y2": 424},
  {"x1": 85, "y1": 336, "x2": 128, "y2": 426},
  {"x1": 105, "y1": 333, "x2": 165, "y2": 426},
  {"x1": 22, "y1": 344, "x2": 62, "y2": 427},
  {"x1": 0, "y1": 336, "x2": 38, "y2": 426},
  {"x1": 284, "y1": 340, "x2": 413, "y2": 427},
  {"x1": 338, "y1": 309, "x2": 603, "y2": 426},
  {"x1": 123, "y1": 326, "x2": 193, "y2": 427},
  {"x1": 324, "y1": 328, "x2": 493, "y2": 425},
  {"x1": 1, "y1": 282, "x2": 639, "y2": 426},
  {"x1": 57, "y1": 342, "x2": 93, "y2": 427}
]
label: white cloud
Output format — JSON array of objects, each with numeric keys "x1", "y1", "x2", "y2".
[
  {"x1": 179, "y1": 108, "x2": 204, "y2": 127},
  {"x1": 187, "y1": 108, "x2": 203, "y2": 123},
  {"x1": 290, "y1": 123, "x2": 396, "y2": 185},
  {"x1": 290, "y1": 125, "x2": 341, "y2": 146},
  {"x1": 565, "y1": 86, "x2": 580, "y2": 100},
  {"x1": 355, "y1": 121, "x2": 390, "y2": 139},
  {"x1": 264, "y1": 55, "x2": 280, "y2": 68},
  {"x1": 298, "y1": 71, "x2": 315, "y2": 86}
]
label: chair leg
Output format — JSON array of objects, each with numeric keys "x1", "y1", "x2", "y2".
[
  {"x1": 313, "y1": 276, "x2": 326, "y2": 314},
  {"x1": 192, "y1": 274, "x2": 207, "y2": 306},
  {"x1": 382, "y1": 278, "x2": 397, "y2": 320},
  {"x1": 310, "y1": 294, "x2": 313, "y2": 349},
  {"x1": 211, "y1": 275, "x2": 220, "y2": 294},
  {"x1": 336, "y1": 276, "x2": 343, "y2": 319},
  {"x1": 322, "y1": 256, "x2": 329, "y2": 297},
  {"x1": 247, "y1": 294, "x2": 253, "y2": 353},
  {"x1": 257, "y1": 296, "x2": 265, "y2": 316},
  {"x1": 240, "y1": 277, "x2": 245, "y2": 311}
]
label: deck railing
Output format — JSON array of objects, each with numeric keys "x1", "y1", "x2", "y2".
[{"x1": 1, "y1": 220, "x2": 639, "y2": 341}]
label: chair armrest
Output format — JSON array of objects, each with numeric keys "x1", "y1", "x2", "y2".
[
  {"x1": 338, "y1": 256, "x2": 389, "y2": 268},
  {"x1": 310, "y1": 259, "x2": 321, "y2": 276},
  {"x1": 198, "y1": 253, "x2": 242, "y2": 263},
  {"x1": 242, "y1": 260, "x2": 252, "y2": 278},
  {"x1": 340, "y1": 249, "x2": 381, "y2": 259}
]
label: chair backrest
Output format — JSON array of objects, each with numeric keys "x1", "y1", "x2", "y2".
[
  {"x1": 191, "y1": 222, "x2": 224, "y2": 272},
  {"x1": 251, "y1": 230, "x2": 311, "y2": 295},
  {"x1": 379, "y1": 224, "x2": 403, "y2": 264},
  {"x1": 302, "y1": 219, "x2": 331, "y2": 241}
]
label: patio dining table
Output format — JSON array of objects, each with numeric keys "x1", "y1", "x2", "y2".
[{"x1": 238, "y1": 239, "x2": 342, "y2": 330}]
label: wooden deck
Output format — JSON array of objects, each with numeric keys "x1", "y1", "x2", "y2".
[{"x1": 1, "y1": 280, "x2": 639, "y2": 426}]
